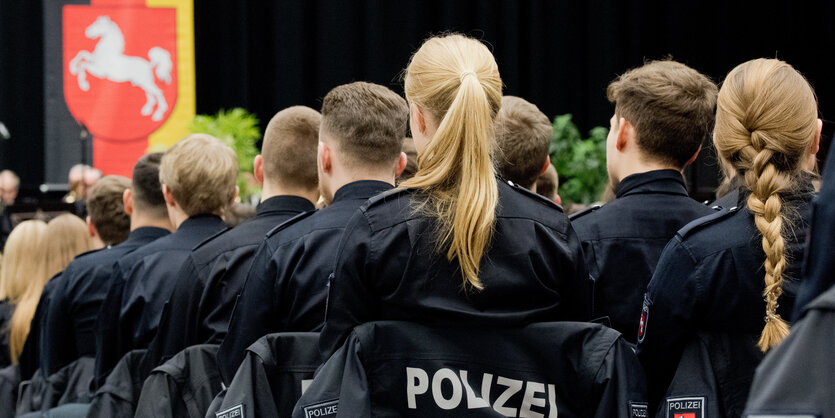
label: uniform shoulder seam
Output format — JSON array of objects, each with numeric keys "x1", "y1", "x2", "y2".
[
  {"x1": 677, "y1": 206, "x2": 739, "y2": 239},
  {"x1": 192, "y1": 226, "x2": 233, "y2": 251},
  {"x1": 504, "y1": 179, "x2": 564, "y2": 212},
  {"x1": 266, "y1": 210, "x2": 317, "y2": 238},
  {"x1": 568, "y1": 204, "x2": 602, "y2": 221},
  {"x1": 363, "y1": 187, "x2": 411, "y2": 211}
]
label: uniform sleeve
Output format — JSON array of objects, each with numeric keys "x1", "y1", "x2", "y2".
[
  {"x1": 217, "y1": 242, "x2": 278, "y2": 384},
  {"x1": 93, "y1": 263, "x2": 126, "y2": 389},
  {"x1": 42, "y1": 272, "x2": 76, "y2": 376},
  {"x1": 318, "y1": 211, "x2": 377, "y2": 361},
  {"x1": 592, "y1": 336, "x2": 648, "y2": 418},
  {"x1": 562, "y1": 224, "x2": 594, "y2": 322},
  {"x1": 635, "y1": 237, "x2": 703, "y2": 409}
]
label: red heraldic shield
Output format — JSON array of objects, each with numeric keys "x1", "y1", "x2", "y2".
[{"x1": 63, "y1": 5, "x2": 177, "y2": 173}]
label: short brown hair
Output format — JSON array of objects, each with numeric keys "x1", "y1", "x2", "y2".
[
  {"x1": 262, "y1": 106, "x2": 321, "y2": 190},
  {"x1": 494, "y1": 96, "x2": 552, "y2": 189},
  {"x1": 607, "y1": 59, "x2": 718, "y2": 168},
  {"x1": 87, "y1": 176, "x2": 131, "y2": 245},
  {"x1": 159, "y1": 134, "x2": 238, "y2": 216},
  {"x1": 132, "y1": 153, "x2": 167, "y2": 217},
  {"x1": 321, "y1": 82, "x2": 408, "y2": 169}
]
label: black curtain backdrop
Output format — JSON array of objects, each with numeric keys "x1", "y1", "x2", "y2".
[{"x1": 2, "y1": 0, "x2": 834, "y2": 196}]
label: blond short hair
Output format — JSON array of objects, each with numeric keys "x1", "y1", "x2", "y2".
[
  {"x1": 262, "y1": 106, "x2": 321, "y2": 190},
  {"x1": 159, "y1": 134, "x2": 238, "y2": 216}
]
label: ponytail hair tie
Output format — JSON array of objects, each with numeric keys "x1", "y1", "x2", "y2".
[{"x1": 460, "y1": 70, "x2": 477, "y2": 83}]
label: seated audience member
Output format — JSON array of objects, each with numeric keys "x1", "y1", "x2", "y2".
[
  {"x1": 0, "y1": 220, "x2": 47, "y2": 367},
  {"x1": 318, "y1": 34, "x2": 591, "y2": 360},
  {"x1": 494, "y1": 95, "x2": 552, "y2": 191},
  {"x1": 94, "y1": 134, "x2": 235, "y2": 386},
  {"x1": 397, "y1": 137, "x2": 418, "y2": 183},
  {"x1": 217, "y1": 82, "x2": 408, "y2": 383},
  {"x1": 536, "y1": 163, "x2": 561, "y2": 204},
  {"x1": 144, "y1": 106, "x2": 321, "y2": 369},
  {"x1": 0, "y1": 169, "x2": 19, "y2": 248},
  {"x1": 637, "y1": 59, "x2": 820, "y2": 411},
  {"x1": 43, "y1": 159, "x2": 173, "y2": 376},
  {"x1": 65, "y1": 164, "x2": 102, "y2": 217},
  {"x1": 11, "y1": 214, "x2": 91, "y2": 364},
  {"x1": 570, "y1": 60, "x2": 717, "y2": 341}
]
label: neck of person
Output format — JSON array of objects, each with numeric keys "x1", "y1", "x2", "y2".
[
  {"x1": 130, "y1": 209, "x2": 175, "y2": 232},
  {"x1": 261, "y1": 179, "x2": 319, "y2": 205},
  {"x1": 328, "y1": 168, "x2": 396, "y2": 196}
]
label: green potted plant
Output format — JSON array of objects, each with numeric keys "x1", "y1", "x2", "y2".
[{"x1": 549, "y1": 114, "x2": 609, "y2": 207}]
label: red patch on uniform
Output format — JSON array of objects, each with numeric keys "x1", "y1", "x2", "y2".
[{"x1": 676, "y1": 414, "x2": 696, "y2": 418}]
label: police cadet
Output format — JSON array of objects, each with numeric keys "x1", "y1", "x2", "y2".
[
  {"x1": 569, "y1": 60, "x2": 717, "y2": 343},
  {"x1": 43, "y1": 157, "x2": 172, "y2": 378},
  {"x1": 636, "y1": 59, "x2": 821, "y2": 412},
  {"x1": 216, "y1": 82, "x2": 409, "y2": 383},
  {"x1": 142, "y1": 107, "x2": 320, "y2": 370},
  {"x1": 94, "y1": 134, "x2": 235, "y2": 387},
  {"x1": 319, "y1": 34, "x2": 592, "y2": 360},
  {"x1": 493, "y1": 95, "x2": 552, "y2": 193}
]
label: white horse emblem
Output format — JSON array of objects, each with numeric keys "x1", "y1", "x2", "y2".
[{"x1": 69, "y1": 15, "x2": 173, "y2": 121}]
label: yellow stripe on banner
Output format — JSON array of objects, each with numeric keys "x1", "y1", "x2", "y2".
[{"x1": 146, "y1": 0, "x2": 194, "y2": 152}]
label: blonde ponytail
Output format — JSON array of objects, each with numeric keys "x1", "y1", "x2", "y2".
[
  {"x1": 714, "y1": 59, "x2": 817, "y2": 351},
  {"x1": 402, "y1": 34, "x2": 502, "y2": 290}
]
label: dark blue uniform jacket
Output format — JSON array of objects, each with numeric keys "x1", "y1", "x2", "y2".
[
  {"x1": 94, "y1": 215, "x2": 225, "y2": 387},
  {"x1": 319, "y1": 179, "x2": 592, "y2": 360},
  {"x1": 571, "y1": 169, "x2": 715, "y2": 341},
  {"x1": 217, "y1": 181, "x2": 392, "y2": 384},
  {"x1": 43, "y1": 227, "x2": 169, "y2": 376},
  {"x1": 143, "y1": 196, "x2": 314, "y2": 370},
  {"x1": 636, "y1": 178, "x2": 815, "y2": 408}
]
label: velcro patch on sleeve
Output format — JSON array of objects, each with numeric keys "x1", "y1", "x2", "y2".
[
  {"x1": 630, "y1": 401, "x2": 648, "y2": 418},
  {"x1": 666, "y1": 396, "x2": 704, "y2": 418},
  {"x1": 303, "y1": 399, "x2": 339, "y2": 418},
  {"x1": 216, "y1": 404, "x2": 245, "y2": 418}
]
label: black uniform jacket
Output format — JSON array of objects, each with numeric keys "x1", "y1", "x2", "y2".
[
  {"x1": 143, "y1": 196, "x2": 314, "y2": 371},
  {"x1": 571, "y1": 169, "x2": 715, "y2": 342},
  {"x1": 295, "y1": 321, "x2": 646, "y2": 418},
  {"x1": 94, "y1": 215, "x2": 225, "y2": 387},
  {"x1": 319, "y1": 179, "x2": 592, "y2": 360},
  {"x1": 43, "y1": 227, "x2": 170, "y2": 376},
  {"x1": 217, "y1": 181, "x2": 392, "y2": 384},
  {"x1": 636, "y1": 180, "x2": 815, "y2": 408},
  {"x1": 744, "y1": 284, "x2": 835, "y2": 417}
]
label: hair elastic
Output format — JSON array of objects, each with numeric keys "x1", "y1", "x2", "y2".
[{"x1": 460, "y1": 70, "x2": 477, "y2": 82}]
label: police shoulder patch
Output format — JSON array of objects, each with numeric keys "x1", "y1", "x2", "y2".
[
  {"x1": 637, "y1": 295, "x2": 650, "y2": 344},
  {"x1": 666, "y1": 395, "x2": 705, "y2": 418},
  {"x1": 265, "y1": 210, "x2": 316, "y2": 238},
  {"x1": 677, "y1": 206, "x2": 738, "y2": 239},
  {"x1": 302, "y1": 399, "x2": 339, "y2": 418},
  {"x1": 568, "y1": 204, "x2": 602, "y2": 221},
  {"x1": 506, "y1": 179, "x2": 564, "y2": 212},
  {"x1": 215, "y1": 403, "x2": 244, "y2": 418}
]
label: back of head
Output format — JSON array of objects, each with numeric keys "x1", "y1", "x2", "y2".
[
  {"x1": 494, "y1": 96, "x2": 552, "y2": 189},
  {"x1": 87, "y1": 175, "x2": 131, "y2": 246},
  {"x1": 9, "y1": 214, "x2": 90, "y2": 364},
  {"x1": 262, "y1": 106, "x2": 322, "y2": 191},
  {"x1": 320, "y1": 81, "x2": 408, "y2": 170},
  {"x1": 132, "y1": 153, "x2": 167, "y2": 219},
  {"x1": 402, "y1": 34, "x2": 503, "y2": 291},
  {"x1": 536, "y1": 164, "x2": 559, "y2": 202},
  {"x1": 0, "y1": 220, "x2": 47, "y2": 303},
  {"x1": 714, "y1": 58, "x2": 818, "y2": 350},
  {"x1": 607, "y1": 60, "x2": 718, "y2": 168},
  {"x1": 159, "y1": 134, "x2": 238, "y2": 216}
]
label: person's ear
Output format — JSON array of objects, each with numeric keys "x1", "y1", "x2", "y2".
[
  {"x1": 554, "y1": 193, "x2": 562, "y2": 206},
  {"x1": 395, "y1": 152, "x2": 408, "y2": 178},
  {"x1": 684, "y1": 145, "x2": 702, "y2": 168},
  {"x1": 86, "y1": 215, "x2": 97, "y2": 239},
  {"x1": 318, "y1": 141, "x2": 332, "y2": 175},
  {"x1": 540, "y1": 155, "x2": 551, "y2": 176},
  {"x1": 253, "y1": 155, "x2": 264, "y2": 185},
  {"x1": 233, "y1": 186, "x2": 240, "y2": 203},
  {"x1": 411, "y1": 104, "x2": 426, "y2": 135},
  {"x1": 812, "y1": 118, "x2": 822, "y2": 155},
  {"x1": 162, "y1": 184, "x2": 176, "y2": 208},
  {"x1": 615, "y1": 117, "x2": 632, "y2": 152},
  {"x1": 123, "y1": 188, "x2": 134, "y2": 216}
]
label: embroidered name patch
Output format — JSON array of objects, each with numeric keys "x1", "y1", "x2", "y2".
[
  {"x1": 630, "y1": 401, "x2": 648, "y2": 418},
  {"x1": 303, "y1": 399, "x2": 339, "y2": 418},
  {"x1": 216, "y1": 404, "x2": 244, "y2": 418},
  {"x1": 666, "y1": 396, "x2": 705, "y2": 418}
]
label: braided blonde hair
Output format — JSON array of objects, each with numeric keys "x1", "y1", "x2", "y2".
[{"x1": 714, "y1": 59, "x2": 817, "y2": 351}]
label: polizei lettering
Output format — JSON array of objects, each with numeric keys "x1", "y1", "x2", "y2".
[{"x1": 406, "y1": 367, "x2": 558, "y2": 417}]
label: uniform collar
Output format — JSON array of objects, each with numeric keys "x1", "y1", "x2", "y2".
[
  {"x1": 332, "y1": 180, "x2": 393, "y2": 204},
  {"x1": 121, "y1": 226, "x2": 171, "y2": 246},
  {"x1": 257, "y1": 195, "x2": 315, "y2": 217},
  {"x1": 178, "y1": 213, "x2": 226, "y2": 231},
  {"x1": 616, "y1": 169, "x2": 688, "y2": 198}
]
